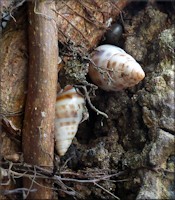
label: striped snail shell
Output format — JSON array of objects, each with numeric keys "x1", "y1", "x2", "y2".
[
  {"x1": 55, "y1": 85, "x2": 87, "y2": 156},
  {"x1": 88, "y1": 44, "x2": 145, "y2": 91}
]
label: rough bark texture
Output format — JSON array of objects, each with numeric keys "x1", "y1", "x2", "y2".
[
  {"x1": 55, "y1": 0, "x2": 129, "y2": 51},
  {"x1": 22, "y1": 1, "x2": 58, "y2": 199},
  {"x1": 0, "y1": 6, "x2": 28, "y2": 200}
]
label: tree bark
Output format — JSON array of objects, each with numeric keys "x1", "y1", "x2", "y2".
[
  {"x1": 22, "y1": 1, "x2": 58, "y2": 199},
  {"x1": 55, "y1": 0, "x2": 129, "y2": 51}
]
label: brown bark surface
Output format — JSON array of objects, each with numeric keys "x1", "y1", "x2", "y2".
[
  {"x1": 55, "y1": 0, "x2": 129, "y2": 51},
  {"x1": 22, "y1": 1, "x2": 58, "y2": 199}
]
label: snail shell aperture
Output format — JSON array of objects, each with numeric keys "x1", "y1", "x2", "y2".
[{"x1": 88, "y1": 44, "x2": 145, "y2": 91}]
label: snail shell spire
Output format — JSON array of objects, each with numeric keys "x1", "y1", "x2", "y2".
[
  {"x1": 55, "y1": 85, "x2": 86, "y2": 156},
  {"x1": 89, "y1": 44, "x2": 145, "y2": 91}
]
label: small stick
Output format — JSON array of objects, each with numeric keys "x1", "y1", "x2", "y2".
[
  {"x1": 22, "y1": 1, "x2": 58, "y2": 199},
  {"x1": 75, "y1": 85, "x2": 108, "y2": 118},
  {"x1": 94, "y1": 182, "x2": 120, "y2": 200}
]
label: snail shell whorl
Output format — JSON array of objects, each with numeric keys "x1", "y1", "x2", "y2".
[
  {"x1": 89, "y1": 44, "x2": 145, "y2": 91},
  {"x1": 55, "y1": 85, "x2": 85, "y2": 156}
]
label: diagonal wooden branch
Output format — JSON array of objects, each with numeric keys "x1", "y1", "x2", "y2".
[{"x1": 22, "y1": 1, "x2": 58, "y2": 199}]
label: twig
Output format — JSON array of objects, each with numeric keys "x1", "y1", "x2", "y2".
[
  {"x1": 1, "y1": 162, "x2": 126, "y2": 198},
  {"x1": 78, "y1": 0, "x2": 121, "y2": 28},
  {"x1": 58, "y1": 189, "x2": 76, "y2": 196},
  {"x1": 9, "y1": 0, "x2": 26, "y2": 22},
  {"x1": 52, "y1": 7, "x2": 90, "y2": 47},
  {"x1": 62, "y1": 0, "x2": 106, "y2": 29},
  {"x1": 94, "y1": 182, "x2": 120, "y2": 200},
  {"x1": 2, "y1": 162, "x2": 125, "y2": 181},
  {"x1": 58, "y1": 172, "x2": 124, "y2": 183},
  {"x1": 1, "y1": 188, "x2": 37, "y2": 195},
  {"x1": 75, "y1": 85, "x2": 108, "y2": 118},
  {"x1": 24, "y1": 166, "x2": 37, "y2": 199},
  {"x1": 110, "y1": 0, "x2": 125, "y2": 27},
  {"x1": 22, "y1": 1, "x2": 58, "y2": 199},
  {"x1": 59, "y1": 156, "x2": 74, "y2": 172},
  {"x1": 89, "y1": 57, "x2": 116, "y2": 84}
]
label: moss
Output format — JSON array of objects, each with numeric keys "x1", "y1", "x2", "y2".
[{"x1": 159, "y1": 27, "x2": 175, "y2": 56}]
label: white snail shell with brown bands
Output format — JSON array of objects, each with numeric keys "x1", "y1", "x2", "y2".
[
  {"x1": 88, "y1": 44, "x2": 145, "y2": 91},
  {"x1": 55, "y1": 85, "x2": 86, "y2": 156}
]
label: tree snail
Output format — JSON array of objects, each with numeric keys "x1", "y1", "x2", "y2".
[
  {"x1": 88, "y1": 44, "x2": 145, "y2": 91},
  {"x1": 55, "y1": 85, "x2": 87, "y2": 156}
]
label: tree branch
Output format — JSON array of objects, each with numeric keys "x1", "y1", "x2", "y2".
[{"x1": 22, "y1": 1, "x2": 58, "y2": 199}]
